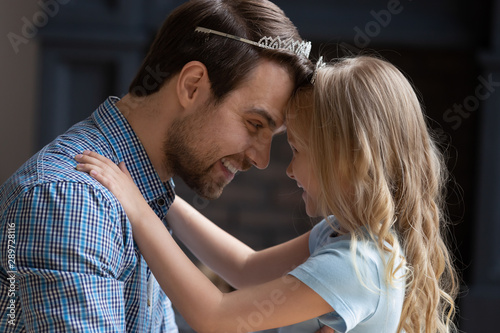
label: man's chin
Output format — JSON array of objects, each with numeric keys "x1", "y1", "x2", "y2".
[
  {"x1": 190, "y1": 181, "x2": 227, "y2": 200},
  {"x1": 180, "y1": 172, "x2": 229, "y2": 200},
  {"x1": 195, "y1": 187, "x2": 224, "y2": 200}
]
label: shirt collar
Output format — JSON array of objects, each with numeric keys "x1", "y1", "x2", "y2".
[{"x1": 92, "y1": 96, "x2": 175, "y2": 216}]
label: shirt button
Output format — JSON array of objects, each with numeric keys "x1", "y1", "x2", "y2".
[
  {"x1": 156, "y1": 198, "x2": 166, "y2": 206},
  {"x1": 147, "y1": 299, "x2": 151, "y2": 307}
]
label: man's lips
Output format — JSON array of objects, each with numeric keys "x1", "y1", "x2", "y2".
[
  {"x1": 219, "y1": 158, "x2": 240, "y2": 183},
  {"x1": 221, "y1": 157, "x2": 238, "y2": 174},
  {"x1": 219, "y1": 157, "x2": 253, "y2": 182}
]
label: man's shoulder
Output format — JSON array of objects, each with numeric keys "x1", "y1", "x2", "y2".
[
  {"x1": 0, "y1": 128, "x2": 119, "y2": 215},
  {"x1": 35, "y1": 114, "x2": 118, "y2": 180},
  {"x1": 1, "y1": 165, "x2": 117, "y2": 216}
]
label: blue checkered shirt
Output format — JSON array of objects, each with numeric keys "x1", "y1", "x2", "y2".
[{"x1": 0, "y1": 97, "x2": 178, "y2": 332}]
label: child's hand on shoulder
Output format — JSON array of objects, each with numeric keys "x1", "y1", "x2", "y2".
[{"x1": 75, "y1": 151, "x2": 149, "y2": 223}]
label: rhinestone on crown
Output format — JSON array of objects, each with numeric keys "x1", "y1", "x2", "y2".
[
  {"x1": 311, "y1": 56, "x2": 327, "y2": 84},
  {"x1": 195, "y1": 26, "x2": 311, "y2": 59}
]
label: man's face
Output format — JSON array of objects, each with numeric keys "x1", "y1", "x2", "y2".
[{"x1": 164, "y1": 59, "x2": 294, "y2": 199}]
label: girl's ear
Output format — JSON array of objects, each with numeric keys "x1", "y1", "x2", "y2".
[{"x1": 176, "y1": 61, "x2": 211, "y2": 110}]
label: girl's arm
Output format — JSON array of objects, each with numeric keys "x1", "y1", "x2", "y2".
[
  {"x1": 126, "y1": 202, "x2": 331, "y2": 333},
  {"x1": 168, "y1": 196, "x2": 310, "y2": 288},
  {"x1": 74, "y1": 151, "x2": 333, "y2": 332}
]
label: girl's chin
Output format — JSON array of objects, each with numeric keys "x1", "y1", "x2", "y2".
[
  {"x1": 305, "y1": 210, "x2": 320, "y2": 218},
  {"x1": 302, "y1": 196, "x2": 319, "y2": 217}
]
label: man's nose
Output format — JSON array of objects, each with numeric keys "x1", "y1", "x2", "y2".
[{"x1": 245, "y1": 136, "x2": 272, "y2": 169}]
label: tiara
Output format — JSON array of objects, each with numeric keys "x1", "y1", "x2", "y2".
[
  {"x1": 311, "y1": 56, "x2": 327, "y2": 84},
  {"x1": 195, "y1": 26, "x2": 311, "y2": 59}
]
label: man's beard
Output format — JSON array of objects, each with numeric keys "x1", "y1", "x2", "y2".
[{"x1": 162, "y1": 109, "x2": 227, "y2": 200}]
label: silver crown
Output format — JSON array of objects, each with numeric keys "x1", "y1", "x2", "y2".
[
  {"x1": 311, "y1": 56, "x2": 327, "y2": 84},
  {"x1": 195, "y1": 26, "x2": 311, "y2": 59}
]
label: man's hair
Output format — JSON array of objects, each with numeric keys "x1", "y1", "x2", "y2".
[{"x1": 129, "y1": 0, "x2": 313, "y2": 101}]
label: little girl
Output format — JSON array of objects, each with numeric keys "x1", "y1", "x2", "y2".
[{"x1": 75, "y1": 56, "x2": 458, "y2": 332}]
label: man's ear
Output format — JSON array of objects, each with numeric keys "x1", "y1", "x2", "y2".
[{"x1": 176, "y1": 61, "x2": 211, "y2": 109}]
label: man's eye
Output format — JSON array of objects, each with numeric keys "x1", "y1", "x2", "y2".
[{"x1": 248, "y1": 121, "x2": 263, "y2": 129}]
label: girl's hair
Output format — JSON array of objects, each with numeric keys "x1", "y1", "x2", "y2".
[{"x1": 287, "y1": 56, "x2": 459, "y2": 332}]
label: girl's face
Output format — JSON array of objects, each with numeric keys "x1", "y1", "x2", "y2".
[{"x1": 286, "y1": 130, "x2": 320, "y2": 217}]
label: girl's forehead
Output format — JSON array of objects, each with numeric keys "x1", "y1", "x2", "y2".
[{"x1": 286, "y1": 103, "x2": 312, "y2": 125}]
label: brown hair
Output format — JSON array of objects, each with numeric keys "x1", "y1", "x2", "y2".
[{"x1": 129, "y1": 0, "x2": 313, "y2": 102}]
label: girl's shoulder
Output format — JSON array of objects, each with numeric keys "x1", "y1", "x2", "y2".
[
  {"x1": 309, "y1": 217, "x2": 404, "y2": 271},
  {"x1": 309, "y1": 217, "x2": 350, "y2": 254},
  {"x1": 293, "y1": 217, "x2": 406, "y2": 331}
]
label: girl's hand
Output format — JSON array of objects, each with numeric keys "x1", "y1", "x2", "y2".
[{"x1": 74, "y1": 151, "x2": 150, "y2": 223}]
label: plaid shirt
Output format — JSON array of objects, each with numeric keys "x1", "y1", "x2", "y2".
[{"x1": 0, "y1": 97, "x2": 178, "y2": 332}]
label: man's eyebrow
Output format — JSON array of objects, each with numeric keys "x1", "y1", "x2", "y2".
[{"x1": 247, "y1": 109, "x2": 280, "y2": 131}]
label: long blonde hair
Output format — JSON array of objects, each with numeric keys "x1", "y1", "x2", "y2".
[{"x1": 287, "y1": 56, "x2": 459, "y2": 332}]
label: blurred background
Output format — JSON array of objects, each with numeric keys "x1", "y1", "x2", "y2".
[{"x1": 1, "y1": 0, "x2": 498, "y2": 331}]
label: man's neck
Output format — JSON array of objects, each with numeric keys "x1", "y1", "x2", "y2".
[{"x1": 115, "y1": 93, "x2": 177, "y2": 182}]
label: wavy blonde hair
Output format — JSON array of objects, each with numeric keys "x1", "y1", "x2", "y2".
[{"x1": 287, "y1": 56, "x2": 459, "y2": 332}]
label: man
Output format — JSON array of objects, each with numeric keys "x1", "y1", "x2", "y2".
[{"x1": 0, "y1": 0, "x2": 314, "y2": 331}]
